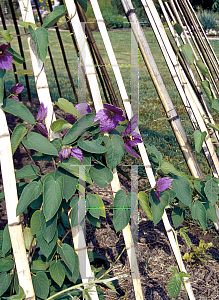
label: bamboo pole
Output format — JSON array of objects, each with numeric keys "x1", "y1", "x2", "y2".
[{"x1": 0, "y1": 108, "x2": 35, "y2": 299}]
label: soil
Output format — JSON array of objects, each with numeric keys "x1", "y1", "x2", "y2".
[{"x1": 1, "y1": 110, "x2": 219, "y2": 300}]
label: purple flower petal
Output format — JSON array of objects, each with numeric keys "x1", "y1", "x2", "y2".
[
  {"x1": 124, "y1": 143, "x2": 139, "y2": 159},
  {"x1": 71, "y1": 148, "x2": 83, "y2": 162},
  {"x1": 156, "y1": 177, "x2": 173, "y2": 192},
  {"x1": 0, "y1": 50, "x2": 13, "y2": 70},
  {"x1": 155, "y1": 191, "x2": 161, "y2": 202},
  {"x1": 10, "y1": 95, "x2": 20, "y2": 101},
  {"x1": 59, "y1": 147, "x2": 71, "y2": 163},
  {"x1": 10, "y1": 83, "x2": 24, "y2": 95},
  {"x1": 125, "y1": 113, "x2": 139, "y2": 134},
  {"x1": 62, "y1": 129, "x2": 69, "y2": 136},
  {"x1": 124, "y1": 133, "x2": 142, "y2": 147},
  {"x1": 75, "y1": 103, "x2": 92, "y2": 116},
  {"x1": 36, "y1": 102, "x2": 47, "y2": 122},
  {"x1": 65, "y1": 114, "x2": 76, "y2": 125},
  {"x1": 36, "y1": 123, "x2": 48, "y2": 138}
]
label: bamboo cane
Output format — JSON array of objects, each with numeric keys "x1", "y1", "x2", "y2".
[{"x1": 0, "y1": 108, "x2": 35, "y2": 299}]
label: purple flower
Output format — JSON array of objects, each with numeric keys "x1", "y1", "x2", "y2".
[
  {"x1": 10, "y1": 83, "x2": 24, "y2": 95},
  {"x1": 0, "y1": 43, "x2": 13, "y2": 70},
  {"x1": 65, "y1": 114, "x2": 76, "y2": 125},
  {"x1": 75, "y1": 103, "x2": 92, "y2": 116},
  {"x1": 71, "y1": 148, "x2": 83, "y2": 162},
  {"x1": 36, "y1": 102, "x2": 47, "y2": 122},
  {"x1": 36, "y1": 123, "x2": 48, "y2": 138},
  {"x1": 121, "y1": 114, "x2": 142, "y2": 159},
  {"x1": 59, "y1": 147, "x2": 71, "y2": 162},
  {"x1": 10, "y1": 95, "x2": 20, "y2": 101},
  {"x1": 94, "y1": 103, "x2": 126, "y2": 133},
  {"x1": 155, "y1": 177, "x2": 173, "y2": 202}
]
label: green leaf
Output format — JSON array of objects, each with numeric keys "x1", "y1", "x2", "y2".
[
  {"x1": 51, "y1": 119, "x2": 72, "y2": 133},
  {"x1": 179, "y1": 228, "x2": 191, "y2": 248},
  {"x1": 15, "y1": 70, "x2": 34, "y2": 76},
  {"x1": 173, "y1": 23, "x2": 183, "y2": 36},
  {"x1": 160, "y1": 161, "x2": 181, "y2": 176},
  {"x1": 204, "y1": 178, "x2": 219, "y2": 205},
  {"x1": 89, "y1": 165, "x2": 113, "y2": 188},
  {"x1": 78, "y1": 138, "x2": 107, "y2": 154},
  {"x1": 31, "y1": 210, "x2": 41, "y2": 235},
  {"x1": 11, "y1": 124, "x2": 28, "y2": 155},
  {"x1": 196, "y1": 60, "x2": 210, "y2": 80},
  {"x1": 0, "y1": 69, "x2": 6, "y2": 103},
  {"x1": 36, "y1": 226, "x2": 58, "y2": 258},
  {"x1": 86, "y1": 212, "x2": 101, "y2": 228},
  {"x1": 191, "y1": 200, "x2": 207, "y2": 231},
  {"x1": 30, "y1": 195, "x2": 43, "y2": 210},
  {"x1": 29, "y1": 26, "x2": 49, "y2": 62},
  {"x1": 113, "y1": 190, "x2": 131, "y2": 232},
  {"x1": 15, "y1": 165, "x2": 39, "y2": 180},
  {"x1": 104, "y1": 135, "x2": 124, "y2": 170},
  {"x1": 138, "y1": 192, "x2": 153, "y2": 221},
  {"x1": 61, "y1": 212, "x2": 70, "y2": 228},
  {"x1": 63, "y1": 113, "x2": 95, "y2": 145},
  {"x1": 86, "y1": 193, "x2": 100, "y2": 219},
  {"x1": 0, "y1": 273, "x2": 12, "y2": 296},
  {"x1": 32, "y1": 271, "x2": 49, "y2": 299},
  {"x1": 64, "y1": 255, "x2": 79, "y2": 283},
  {"x1": 2, "y1": 98, "x2": 35, "y2": 124},
  {"x1": 193, "y1": 130, "x2": 206, "y2": 153},
  {"x1": 55, "y1": 168, "x2": 78, "y2": 201},
  {"x1": 31, "y1": 259, "x2": 48, "y2": 272},
  {"x1": 76, "y1": 0, "x2": 88, "y2": 12},
  {"x1": 43, "y1": 174, "x2": 63, "y2": 221},
  {"x1": 70, "y1": 196, "x2": 85, "y2": 227},
  {"x1": 171, "y1": 175, "x2": 192, "y2": 207},
  {"x1": 49, "y1": 260, "x2": 65, "y2": 287},
  {"x1": 149, "y1": 190, "x2": 169, "y2": 225},
  {"x1": 42, "y1": 5, "x2": 66, "y2": 28},
  {"x1": 57, "y1": 244, "x2": 77, "y2": 273},
  {"x1": 146, "y1": 144, "x2": 162, "y2": 165},
  {"x1": 201, "y1": 80, "x2": 214, "y2": 103},
  {"x1": 16, "y1": 179, "x2": 43, "y2": 216},
  {"x1": 17, "y1": 21, "x2": 36, "y2": 29},
  {"x1": 171, "y1": 206, "x2": 185, "y2": 228},
  {"x1": 167, "y1": 268, "x2": 191, "y2": 299},
  {"x1": 203, "y1": 200, "x2": 217, "y2": 223},
  {"x1": 93, "y1": 194, "x2": 106, "y2": 218},
  {"x1": 180, "y1": 44, "x2": 194, "y2": 65},
  {"x1": 40, "y1": 211, "x2": 58, "y2": 243},
  {"x1": 3, "y1": 285, "x2": 25, "y2": 300},
  {"x1": 2, "y1": 224, "x2": 11, "y2": 255},
  {"x1": 212, "y1": 98, "x2": 219, "y2": 114},
  {"x1": 6, "y1": 47, "x2": 24, "y2": 65},
  {"x1": 0, "y1": 258, "x2": 14, "y2": 272},
  {"x1": 22, "y1": 132, "x2": 58, "y2": 156},
  {"x1": 1, "y1": 30, "x2": 13, "y2": 43},
  {"x1": 23, "y1": 227, "x2": 36, "y2": 250},
  {"x1": 55, "y1": 98, "x2": 81, "y2": 118},
  {"x1": 207, "y1": 122, "x2": 219, "y2": 131},
  {"x1": 194, "y1": 179, "x2": 206, "y2": 198}
]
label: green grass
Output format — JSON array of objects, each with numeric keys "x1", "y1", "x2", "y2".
[{"x1": 3, "y1": 26, "x2": 219, "y2": 175}]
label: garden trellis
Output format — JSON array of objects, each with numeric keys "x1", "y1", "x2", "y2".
[{"x1": 0, "y1": 0, "x2": 219, "y2": 299}]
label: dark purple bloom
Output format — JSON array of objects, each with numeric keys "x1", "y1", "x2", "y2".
[
  {"x1": 0, "y1": 43, "x2": 13, "y2": 70},
  {"x1": 36, "y1": 123, "x2": 48, "y2": 138},
  {"x1": 10, "y1": 95, "x2": 20, "y2": 101},
  {"x1": 121, "y1": 114, "x2": 142, "y2": 159},
  {"x1": 94, "y1": 103, "x2": 126, "y2": 133},
  {"x1": 10, "y1": 83, "x2": 24, "y2": 95},
  {"x1": 75, "y1": 103, "x2": 92, "y2": 116},
  {"x1": 36, "y1": 102, "x2": 47, "y2": 122},
  {"x1": 59, "y1": 147, "x2": 71, "y2": 162},
  {"x1": 71, "y1": 148, "x2": 83, "y2": 162},
  {"x1": 65, "y1": 114, "x2": 76, "y2": 125},
  {"x1": 155, "y1": 177, "x2": 173, "y2": 202}
]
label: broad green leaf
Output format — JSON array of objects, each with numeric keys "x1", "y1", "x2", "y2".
[
  {"x1": 22, "y1": 132, "x2": 58, "y2": 156},
  {"x1": 191, "y1": 200, "x2": 207, "y2": 231},
  {"x1": 57, "y1": 244, "x2": 77, "y2": 273},
  {"x1": 2, "y1": 98, "x2": 35, "y2": 124},
  {"x1": 70, "y1": 196, "x2": 85, "y2": 227},
  {"x1": 2, "y1": 224, "x2": 11, "y2": 255},
  {"x1": 113, "y1": 190, "x2": 131, "y2": 232},
  {"x1": 196, "y1": 60, "x2": 210, "y2": 80},
  {"x1": 31, "y1": 259, "x2": 48, "y2": 272},
  {"x1": 43, "y1": 174, "x2": 63, "y2": 221},
  {"x1": 78, "y1": 138, "x2": 107, "y2": 154},
  {"x1": 88, "y1": 251, "x2": 110, "y2": 268},
  {"x1": 0, "y1": 69, "x2": 5, "y2": 103},
  {"x1": 55, "y1": 98, "x2": 81, "y2": 118},
  {"x1": 76, "y1": 0, "x2": 88, "y2": 12},
  {"x1": 31, "y1": 210, "x2": 41, "y2": 235},
  {"x1": 17, "y1": 21, "x2": 36, "y2": 29},
  {"x1": 55, "y1": 168, "x2": 78, "y2": 201},
  {"x1": 16, "y1": 179, "x2": 43, "y2": 216},
  {"x1": 104, "y1": 135, "x2": 124, "y2": 170},
  {"x1": 86, "y1": 193, "x2": 100, "y2": 219},
  {"x1": 212, "y1": 98, "x2": 219, "y2": 114},
  {"x1": 204, "y1": 178, "x2": 219, "y2": 205},
  {"x1": 86, "y1": 212, "x2": 101, "y2": 228},
  {"x1": 180, "y1": 44, "x2": 194, "y2": 65},
  {"x1": 138, "y1": 192, "x2": 153, "y2": 220},
  {"x1": 0, "y1": 258, "x2": 14, "y2": 272},
  {"x1": 64, "y1": 255, "x2": 79, "y2": 283},
  {"x1": 194, "y1": 179, "x2": 206, "y2": 198},
  {"x1": 161, "y1": 161, "x2": 181, "y2": 176},
  {"x1": 1, "y1": 30, "x2": 13, "y2": 43},
  {"x1": 171, "y1": 206, "x2": 185, "y2": 228},
  {"x1": 51, "y1": 119, "x2": 72, "y2": 133},
  {"x1": 61, "y1": 213, "x2": 70, "y2": 228},
  {"x1": 30, "y1": 194, "x2": 43, "y2": 210},
  {"x1": 32, "y1": 271, "x2": 49, "y2": 299},
  {"x1": 89, "y1": 165, "x2": 113, "y2": 187},
  {"x1": 32, "y1": 152, "x2": 53, "y2": 162},
  {"x1": 207, "y1": 122, "x2": 219, "y2": 131},
  {"x1": 149, "y1": 190, "x2": 169, "y2": 225},
  {"x1": 94, "y1": 194, "x2": 106, "y2": 218},
  {"x1": 63, "y1": 113, "x2": 95, "y2": 145},
  {"x1": 179, "y1": 228, "x2": 191, "y2": 248},
  {"x1": 173, "y1": 23, "x2": 183, "y2": 36},
  {"x1": 193, "y1": 130, "x2": 206, "y2": 153},
  {"x1": 40, "y1": 211, "x2": 58, "y2": 243},
  {"x1": 167, "y1": 268, "x2": 191, "y2": 299},
  {"x1": 15, "y1": 70, "x2": 34, "y2": 76},
  {"x1": 36, "y1": 226, "x2": 58, "y2": 258},
  {"x1": 29, "y1": 26, "x2": 49, "y2": 62},
  {"x1": 42, "y1": 5, "x2": 66, "y2": 28},
  {"x1": 146, "y1": 144, "x2": 162, "y2": 165},
  {"x1": 201, "y1": 80, "x2": 214, "y2": 103},
  {"x1": 0, "y1": 273, "x2": 12, "y2": 296},
  {"x1": 49, "y1": 260, "x2": 65, "y2": 287},
  {"x1": 23, "y1": 227, "x2": 36, "y2": 250},
  {"x1": 3, "y1": 285, "x2": 25, "y2": 300},
  {"x1": 7, "y1": 47, "x2": 24, "y2": 65},
  {"x1": 202, "y1": 200, "x2": 217, "y2": 223},
  {"x1": 11, "y1": 124, "x2": 28, "y2": 155},
  {"x1": 171, "y1": 175, "x2": 192, "y2": 207},
  {"x1": 15, "y1": 165, "x2": 39, "y2": 180}
]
